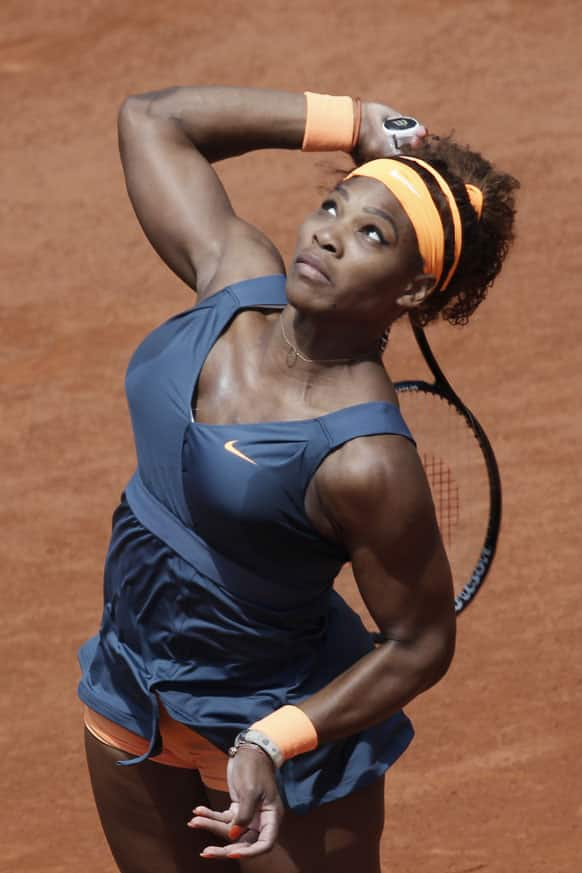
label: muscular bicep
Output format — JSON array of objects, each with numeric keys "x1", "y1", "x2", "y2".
[
  {"x1": 117, "y1": 97, "x2": 284, "y2": 297},
  {"x1": 318, "y1": 436, "x2": 455, "y2": 646},
  {"x1": 351, "y1": 482, "x2": 452, "y2": 641}
]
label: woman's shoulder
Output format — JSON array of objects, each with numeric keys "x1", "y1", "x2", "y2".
[
  {"x1": 313, "y1": 366, "x2": 421, "y2": 507},
  {"x1": 314, "y1": 426, "x2": 428, "y2": 539}
]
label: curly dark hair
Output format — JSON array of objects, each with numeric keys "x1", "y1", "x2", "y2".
[{"x1": 395, "y1": 134, "x2": 519, "y2": 326}]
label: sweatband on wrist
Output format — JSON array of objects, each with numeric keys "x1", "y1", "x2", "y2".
[
  {"x1": 250, "y1": 705, "x2": 319, "y2": 762},
  {"x1": 302, "y1": 92, "x2": 356, "y2": 153}
]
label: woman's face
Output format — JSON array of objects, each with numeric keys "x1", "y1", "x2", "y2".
[{"x1": 286, "y1": 176, "x2": 425, "y2": 324}]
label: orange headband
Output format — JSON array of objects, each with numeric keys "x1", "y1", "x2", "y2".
[
  {"x1": 347, "y1": 158, "x2": 481, "y2": 292},
  {"x1": 347, "y1": 159, "x2": 446, "y2": 291},
  {"x1": 398, "y1": 155, "x2": 462, "y2": 291},
  {"x1": 466, "y1": 183, "x2": 484, "y2": 219}
]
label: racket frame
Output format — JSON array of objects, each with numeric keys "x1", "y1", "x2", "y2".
[{"x1": 395, "y1": 321, "x2": 502, "y2": 616}]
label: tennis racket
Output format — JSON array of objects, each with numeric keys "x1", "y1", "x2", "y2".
[
  {"x1": 383, "y1": 318, "x2": 502, "y2": 626},
  {"x1": 382, "y1": 116, "x2": 426, "y2": 152}
]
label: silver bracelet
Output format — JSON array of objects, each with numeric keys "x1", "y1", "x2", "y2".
[{"x1": 228, "y1": 728, "x2": 285, "y2": 769}]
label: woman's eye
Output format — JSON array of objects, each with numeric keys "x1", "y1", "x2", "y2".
[
  {"x1": 362, "y1": 225, "x2": 385, "y2": 244},
  {"x1": 320, "y1": 200, "x2": 338, "y2": 216}
]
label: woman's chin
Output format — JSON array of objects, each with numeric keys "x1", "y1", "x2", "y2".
[{"x1": 284, "y1": 275, "x2": 339, "y2": 314}]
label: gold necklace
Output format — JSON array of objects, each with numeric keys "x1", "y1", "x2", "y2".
[{"x1": 279, "y1": 312, "x2": 373, "y2": 368}]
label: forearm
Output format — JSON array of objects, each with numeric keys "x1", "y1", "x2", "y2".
[
  {"x1": 299, "y1": 625, "x2": 455, "y2": 745},
  {"x1": 125, "y1": 86, "x2": 307, "y2": 162}
]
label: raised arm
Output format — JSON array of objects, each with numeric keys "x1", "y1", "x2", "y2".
[
  {"x1": 117, "y1": 87, "x2": 306, "y2": 298},
  {"x1": 117, "y1": 86, "x2": 419, "y2": 299}
]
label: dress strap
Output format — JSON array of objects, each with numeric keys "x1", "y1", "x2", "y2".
[
  {"x1": 227, "y1": 274, "x2": 287, "y2": 309},
  {"x1": 317, "y1": 402, "x2": 415, "y2": 449}
]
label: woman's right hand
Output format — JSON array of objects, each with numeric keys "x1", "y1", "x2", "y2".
[
  {"x1": 352, "y1": 101, "x2": 428, "y2": 164},
  {"x1": 188, "y1": 744, "x2": 284, "y2": 860}
]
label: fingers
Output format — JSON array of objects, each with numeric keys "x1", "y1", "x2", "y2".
[
  {"x1": 410, "y1": 125, "x2": 429, "y2": 148},
  {"x1": 187, "y1": 812, "x2": 253, "y2": 849},
  {"x1": 200, "y1": 822, "x2": 278, "y2": 860},
  {"x1": 188, "y1": 816, "x2": 232, "y2": 840},
  {"x1": 187, "y1": 801, "x2": 239, "y2": 836},
  {"x1": 199, "y1": 828, "x2": 258, "y2": 860},
  {"x1": 197, "y1": 797, "x2": 284, "y2": 859},
  {"x1": 200, "y1": 833, "x2": 270, "y2": 860},
  {"x1": 193, "y1": 750, "x2": 285, "y2": 859},
  {"x1": 190, "y1": 805, "x2": 233, "y2": 823}
]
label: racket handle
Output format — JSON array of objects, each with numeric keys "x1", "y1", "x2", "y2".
[{"x1": 383, "y1": 116, "x2": 426, "y2": 151}]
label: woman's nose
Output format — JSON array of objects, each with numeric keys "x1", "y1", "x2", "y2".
[{"x1": 313, "y1": 226, "x2": 343, "y2": 257}]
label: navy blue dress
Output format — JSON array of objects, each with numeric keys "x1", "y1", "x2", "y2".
[{"x1": 78, "y1": 275, "x2": 415, "y2": 813}]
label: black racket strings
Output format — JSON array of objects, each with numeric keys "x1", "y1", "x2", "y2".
[{"x1": 396, "y1": 387, "x2": 492, "y2": 604}]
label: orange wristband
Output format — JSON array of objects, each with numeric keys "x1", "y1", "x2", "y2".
[
  {"x1": 302, "y1": 92, "x2": 356, "y2": 153},
  {"x1": 251, "y1": 705, "x2": 318, "y2": 761}
]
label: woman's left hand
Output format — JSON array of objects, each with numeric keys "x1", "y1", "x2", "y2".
[
  {"x1": 188, "y1": 745, "x2": 284, "y2": 860},
  {"x1": 352, "y1": 101, "x2": 428, "y2": 165}
]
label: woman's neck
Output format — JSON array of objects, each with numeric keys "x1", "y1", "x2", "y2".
[{"x1": 279, "y1": 306, "x2": 383, "y2": 368}]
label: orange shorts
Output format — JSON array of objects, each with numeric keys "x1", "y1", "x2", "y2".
[{"x1": 84, "y1": 703, "x2": 228, "y2": 792}]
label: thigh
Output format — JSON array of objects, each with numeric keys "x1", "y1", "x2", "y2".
[
  {"x1": 84, "y1": 727, "x2": 235, "y2": 873},
  {"x1": 212, "y1": 776, "x2": 386, "y2": 873}
]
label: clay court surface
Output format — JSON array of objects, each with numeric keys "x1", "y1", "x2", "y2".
[{"x1": 2, "y1": 1, "x2": 581, "y2": 871}]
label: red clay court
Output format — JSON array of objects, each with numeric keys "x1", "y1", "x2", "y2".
[{"x1": 2, "y1": 2, "x2": 580, "y2": 871}]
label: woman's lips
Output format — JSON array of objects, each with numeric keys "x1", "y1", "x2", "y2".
[{"x1": 295, "y1": 255, "x2": 331, "y2": 283}]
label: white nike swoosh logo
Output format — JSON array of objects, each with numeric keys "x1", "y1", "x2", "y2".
[{"x1": 224, "y1": 439, "x2": 256, "y2": 465}]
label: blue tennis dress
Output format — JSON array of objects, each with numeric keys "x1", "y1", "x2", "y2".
[{"x1": 78, "y1": 274, "x2": 415, "y2": 813}]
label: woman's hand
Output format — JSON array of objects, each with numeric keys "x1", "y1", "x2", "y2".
[
  {"x1": 188, "y1": 744, "x2": 284, "y2": 860},
  {"x1": 352, "y1": 101, "x2": 428, "y2": 164}
]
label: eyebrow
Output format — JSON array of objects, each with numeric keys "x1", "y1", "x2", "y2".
[{"x1": 363, "y1": 207, "x2": 399, "y2": 242}]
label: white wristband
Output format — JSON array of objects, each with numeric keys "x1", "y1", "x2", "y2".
[{"x1": 228, "y1": 728, "x2": 285, "y2": 768}]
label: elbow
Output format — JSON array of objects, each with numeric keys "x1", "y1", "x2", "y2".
[
  {"x1": 435, "y1": 628, "x2": 456, "y2": 684},
  {"x1": 117, "y1": 91, "x2": 174, "y2": 147},
  {"x1": 118, "y1": 94, "x2": 148, "y2": 127},
  {"x1": 118, "y1": 87, "x2": 186, "y2": 124},
  {"x1": 396, "y1": 614, "x2": 456, "y2": 698},
  {"x1": 422, "y1": 617, "x2": 457, "y2": 691},
  {"x1": 377, "y1": 617, "x2": 456, "y2": 705},
  {"x1": 117, "y1": 95, "x2": 146, "y2": 144}
]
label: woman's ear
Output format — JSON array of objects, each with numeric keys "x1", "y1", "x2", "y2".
[{"x1": 396, "y1": 274, "x2": 436, "y2": 308}]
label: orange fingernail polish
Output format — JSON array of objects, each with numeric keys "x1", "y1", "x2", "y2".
[{"x1": 229, "y1": 825, "x2": 243, "y2": 839}]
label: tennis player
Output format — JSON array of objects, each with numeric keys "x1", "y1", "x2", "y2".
[{"x1": 78, "y1": 87, "x2": 518, "y2": 873}]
